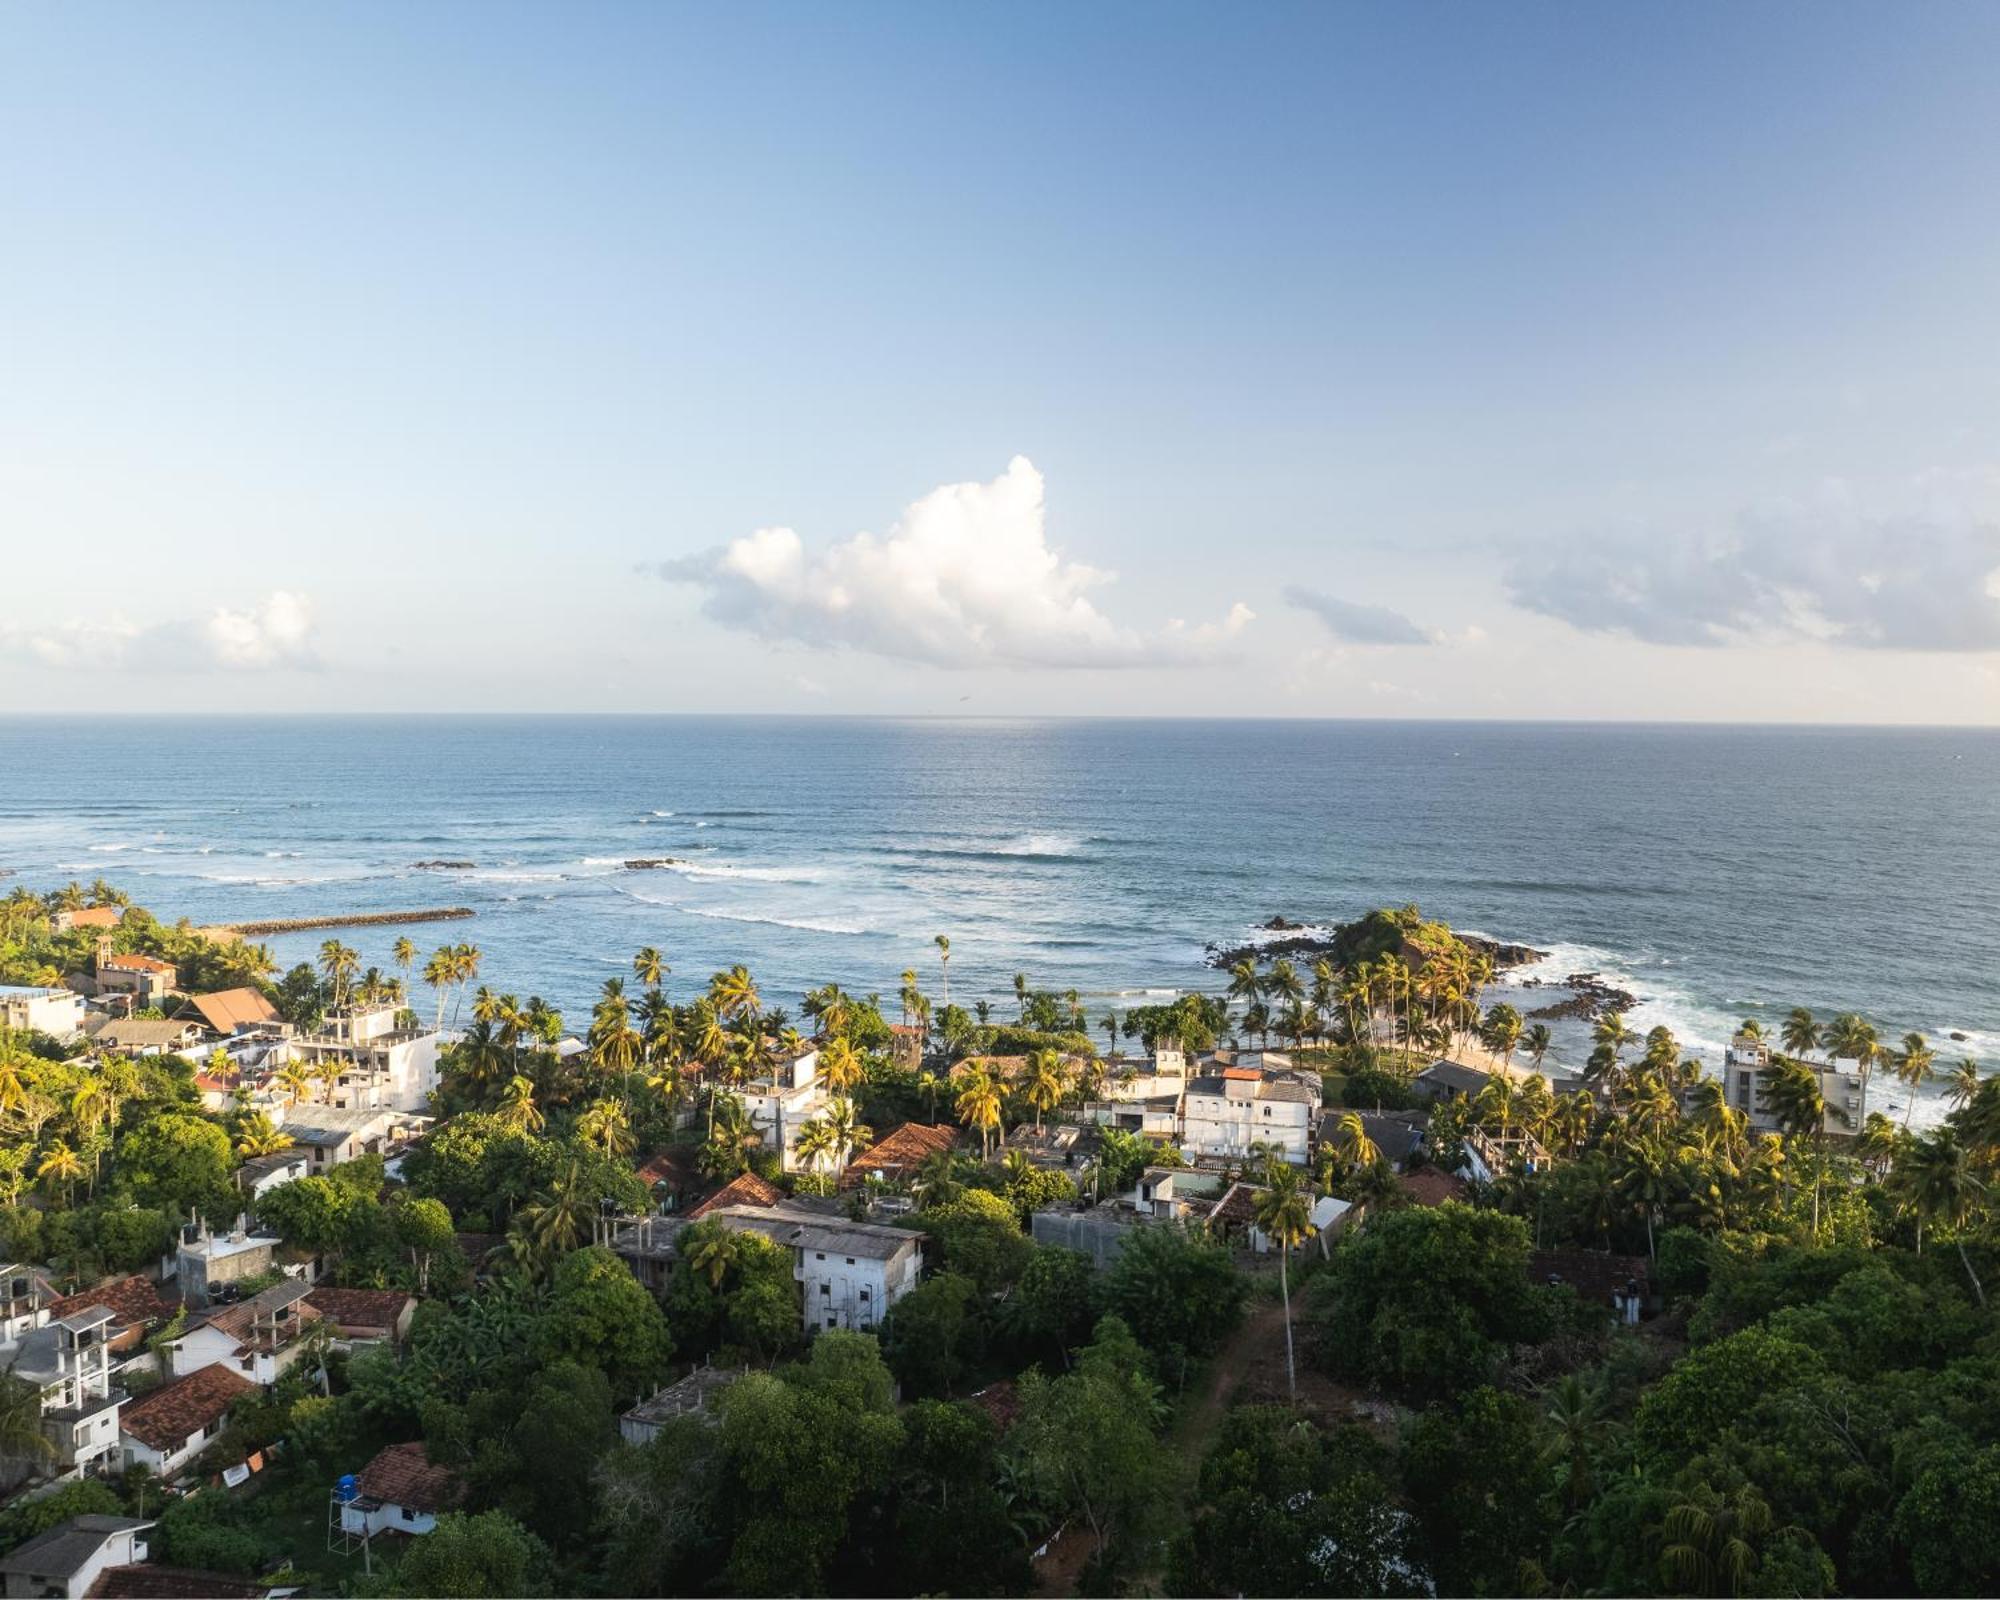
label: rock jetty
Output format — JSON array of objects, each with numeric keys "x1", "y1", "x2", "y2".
[{"x1": 208, "y1": 907, "x2": 476, "y2": 938}]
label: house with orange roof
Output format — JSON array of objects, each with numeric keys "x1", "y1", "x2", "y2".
[
  {"x1": 116, "y1": 1364, "x2": 256, "y2": 1479},
  {"x1": 94, "y1": 954, "x2": 176, "y2": 1008},
  {"x1": 838, "y1": 1122, "x2": 958, "y2": 1190}
]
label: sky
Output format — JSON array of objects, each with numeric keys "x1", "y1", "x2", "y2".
[{"x1": 5, "y1": 1, "x2": 2000, "y2": 721}]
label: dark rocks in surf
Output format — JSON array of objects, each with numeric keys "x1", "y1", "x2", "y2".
[
  {"x1": 411, "y1": 859, "x2": 477, "y2": 870},
  {"x1": 623, "y1": 858, "x2": 686, "y2": 870},
  {"x1": 1522, "y1": 973, "x2": 1636, "y2": 1021}
]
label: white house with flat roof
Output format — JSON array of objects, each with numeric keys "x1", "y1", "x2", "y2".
[
  {"x1": 0, "y1": 985, "x2": 84, "y2": 1039},
  {"x1": 1181, "y1": 1066, "x2": 1319, "y2": 1165},
  {"x1": 290, "y1": 1002, "x2": 440, "y2": 1115},
  {"x1": 1723, "y1": 1033, "x2": 1868, "y2": 1138},
  {"x1": 738, "y1": 1047, "x2": 829, "y2": 1173}
]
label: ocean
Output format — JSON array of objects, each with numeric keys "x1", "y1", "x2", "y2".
[{"x1": 3, "y1": 716, "x2": 1996, "y2": 1116}]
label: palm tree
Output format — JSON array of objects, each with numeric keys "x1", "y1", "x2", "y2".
[
  {"x1": 633, "y1": 946, "x2": 669, "y2": 989},
  {"x1": 37, "y1": 1140, "x2": 83, "y2": 1206},
  {"x1": 1022, "y1": 1048, "x2": 1067, "y2": 1133},
  {"x1": 1251, "y1": 1166, "x2": 1315, "y2": 1400},
  {"x1": 1593, "y1": 1011, "x2": 1633, "y2": 1063},
  {"x1": 823, "y1": 1097, "x2": 872, "y2": 1169},
  {"x1": 710, "y1": 965, "x2": 760, "y2": 1022},
  {"x1": 686, "y1": 1226, "x2": 742, "y2": 1289},
  {"x1": 1946, "y1": 1057, "x2": 1984, "y2": 1112},
  {"x1": 235, "y1": 1114, "x2": 291, "y2": 1159},
  {"x1": 1013, "y1": 972, "x2": 1029, "y2": 1020},
  {"x1": 1761, "y1": 1055, "x2": 1828, "y2": 1233},
  {"x1": 818, "y1": 1037, "x2": 864, "y2": 1098},
  {"x1": 496, "y1": 1074, "x2": 544, "y2": 1134},
  {"x1": 1894, "y1": 1127, "x2": 1987, "y2": 1305},
  {"x1": 1781, "y1": 1007, "x2": 1821, "y2": 1063},
  {"x1": 577, "y1": 1097, "x2": 635, "y2": 1161},
  {"x1": 934, "y1": 935, "x2": 951, "y2": 1008},
  {"x1": 794, "y1": 1116, "x2": 838, "y2": 1174},
  {"x1": 954, "y1": 1067, "x2": 1005, "y2": 1159},
  {"x1": 1542, "y1": 1372, "x2": 1610, "y2": 1512},
  {"x1": 392, "y1": 937, "x2": 417, "y2": 989},
  {"x1": 1615, "y1": 1134, "x2": 1673, "y2": 1259},
  {"x1": 424, "y1": 948, "x2": 454, "y2": 1034},
  {"x1": 1660, "y1": 1479, "x2": 1775, "y2": 1598},
  {"x1": 1893, "y1": 1032, "x2": 1936, "y2": 1129},
  {"x1": 912, "y1": 1146, "x2": 966, "y2": 1207},
  {"x1": 1825, "y1": 1012, "x2": 1879, "y2": 1088},
  {"x1": 1326, "y1": 1110, "x2": 1380, "y2": 1169},
  {"x1": 1481, "y1": 1003, "x2": 1523, "y2": 1071}
]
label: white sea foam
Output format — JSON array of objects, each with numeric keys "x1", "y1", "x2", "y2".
[
  {"x1": 674, "y1": 904, "x2": 867, "y2": 936},
  {"x1": 87, "y1": 843, "x2": 132, "y2": 853}
]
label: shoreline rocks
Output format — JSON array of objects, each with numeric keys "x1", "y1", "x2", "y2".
[
  {"x1": 411, "y1": 859, "x2": 477, "y2": 870},
  {"x1": 1520, "y1": 972, "x2": 1637, "y2": 1021},
  {"x1": 1206, "y1": 916, "x2": 1547, "y2": 973},
  {"x1": 623, "y1": 858, "x2": 686, "y2": 870}
]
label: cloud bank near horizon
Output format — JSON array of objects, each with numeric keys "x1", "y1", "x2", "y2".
[
  {"x1": 656, "y1": 456, "x2": 1253, "y2": 670},
  {"x1": 2, "y1": 591, "x2": 320, "y2": 673},
  {"x1": 1506, "y1": 503, "x2": 2000, "y2": 650}
]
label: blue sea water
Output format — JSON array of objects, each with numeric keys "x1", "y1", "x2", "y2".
[{"x1": 2, "y1": 716, "x2": 1996, "y2": 1104}]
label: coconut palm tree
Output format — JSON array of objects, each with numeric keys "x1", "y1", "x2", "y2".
[
  {"x1": 633, "y1": 946, "x2": 669, "y2": 989},
  {"x1": 577, "y1": 1097, "x2": 634, "y2": 1162},
  {"x1": 1251, "y1": 1166, "x2": 1315, "y2": 1400},
  {"x1": 1660, "y1": 1479, "x2": 1776, "y2": 1598},
  {"x1": 1593, "y1": 1011, "x2": 1633, "y2": 1063},
  {"x1": 1893, "y1": 1032, "x2": 1936, "y2": 1129},
  {"x1": 818, "y1": 1037, "x2": 864, "y2": 1098},
  {"x1": 933, "y1": 935, "x2": 951, "y2": 1008},
  {"x1": 1543, "y1": 1372, "x2": 1611, "y2": 1512},
  {"x1": 1762, "y1": 1055, "x2": 1829, "y2": 1232},
  {"x1": 1825, "y1": 1012, "x2": 1879, "y2": 1088},
  {"x1": 1615, "y1": 1134, "x2": 1673, "y2": 1259},
  {"x1": 1013, "y1": 972, "x2": 1029, "y2": 1019},
  {"x1": 1894, "y1": 1127, "x2": 1987, "y2": 1304},
  {"x1": 235, "y1": 1114, "x2": 291, "y2": 1160},
  {"x1": 496, "y1": 1074, "x2": 543, "y2": 1134},
  {"x1": 709, "y1": 965, "x2": 760, "y2": 1022},
  {"x1": 686, "y1": 1226, "x2": 742, "y2": 1289},
  {"x1": 1326, "y1": 1110, "x2": 1380, "y2": 1170},
  {"x1": 954, "y1": 1067, "x2": 1005, "y2": 1159},
  {"x1": 794, "y1": 1116, "x2": 838, "y2": 1174},
  {"x1": 1946, "y1": 1057, "x2": 1984, "y2": 1112},
  {"x1": 823, "y1": 1097, "x2": 871, "y2": 1169},
  {"x1": 1780, "y1": 1007, "x2": 1821, "y2": 1063},
  {"x1": 1481, "y1": 1004, "x2": 1524, "y2": 1071},
  {"x1": 912, "y1": 1146, "x2": 967, "y2": 1207},
  {"x1": 36, "y1": 1140, "x2": 83, "y2": 1206},
  {"x1": 1022, "y1": 1048, "x2": 1067, "y2": 1134}
]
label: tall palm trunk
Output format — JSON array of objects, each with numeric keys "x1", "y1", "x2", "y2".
[
  {"x1": 1957, "y1": 1239, "x2": 1987, "y2": 1307},
  {"x1": 1280, "y1": 1244, "x2": 1296, "y2": 1401}
]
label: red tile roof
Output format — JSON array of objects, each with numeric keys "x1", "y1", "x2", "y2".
[
  {"x1": 50, "y1": 1276, "x2": 172, "y2": 1330},
  {"x1": 188, "y1": 988, "x2": 279, "y2": 1034},
  {"x1": 357, "y1": 1441, "x2": 464, "y2": 1514},
  {"x1": 688, "y1": 1170, "x2": 784, "y2": 1218},
  {"x1": 304, "y1": 1287, "x2": 414, "y2": 1335},
  {"x1": 61, "y1": 907, "x2": 125, "y2": 930},
  {"x1": 102, "y1": 954, "x2": 175, "y2": 973},
  {"x1": 839, "y1": 1122, "x2": 958, "y2": 1189},
  {"x1": 119, "y1": 1363, "x2": 257, "y2": 1451},
  {"x1": 635, "y1": 1147, "x2": 699, "y2": 1190}
]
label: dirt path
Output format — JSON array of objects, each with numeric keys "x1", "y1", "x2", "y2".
[{"x1": 1175, "y1": 1297, "x2": 1291, "y2": 1464}]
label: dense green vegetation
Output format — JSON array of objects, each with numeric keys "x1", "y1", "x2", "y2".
[{"x1": 0, "y1": 887, "x2": 1995, "y2": 1595}]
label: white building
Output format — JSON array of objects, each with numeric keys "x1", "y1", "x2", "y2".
[
  {"x1": 0, "y1": 1516, "x2": 153, "y2": 1600},
  {"x1": 703, "y1": 1203, "x2": 923, "y2": 1333},
  {"x1": 738, "y1": 1047, "x2": 829, "y2": 1173},
  {"x1": 1180, "y1": 1066, "x2": 1319, "y2": 1166},
  {"x1": 167, "y1": 1281, "x2": 320, "y2": 1386},
  {"x1": 0, "y1": 1307, "x2": 126, "y2": 1482},
  {"x1": 116, "y1": 1362, "x2": 256, "y2": 1479},
  {"x1": 1723, "y1": 1033, "x2": 1868, "y2": 1138},
  {"x1": 338, "y1": 1442, "x2": 464, "y2": 1538},
  {"x1": 0, "y1": 1266, "x2": 54, "y2": 1345},
  {"x1": 0, "y1": 985, "x2": 84, "y2": 1039},
  {"x1": 291, "y1": 1002, "x2": 440, "y2": 1115},
  {"x1": 275, "y1": 1104, "x2": 421, "y2": 1173}
]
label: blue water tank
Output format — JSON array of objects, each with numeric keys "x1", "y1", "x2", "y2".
[{"x1": 336, "y1": 1474, "x2": 359, "y2": 1503}]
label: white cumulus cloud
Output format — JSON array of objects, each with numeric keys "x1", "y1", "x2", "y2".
[
  {"x1": 657, "y1": 456, "x2": 1253, "y2": 669},
  {"x1": 3, "y1": 591, "x2": 320, "y2": 672}
]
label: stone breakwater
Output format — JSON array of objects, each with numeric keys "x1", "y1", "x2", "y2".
[{"x1": 204, "y1": 907, "x2": 476, "y2": 938}]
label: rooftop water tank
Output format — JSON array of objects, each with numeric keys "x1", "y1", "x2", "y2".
[{"x1": 336, "y1": 1474, "x2": 359, "y2": 1503}]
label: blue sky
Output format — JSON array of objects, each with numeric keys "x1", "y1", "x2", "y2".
[{"x1": 5, "y1": 2, "x2": 2000, "y2": 719}]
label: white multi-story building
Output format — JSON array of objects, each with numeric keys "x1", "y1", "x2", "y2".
[
  {"x1": 291, "y1": 1002, "x2": 440, "y2": 1115},
  {"x1": 167, "y1": 1281, "x2": 320, "y2": 1386},
  {"x1": 0, "y1": 1306, "x2": 126, "y2": 1482},
  {"x1": 1180, "y1": 1066, "x2": 1319, "y2": 1166},
  {"x1": 738, "y1": 1047, "x2": 828, "y2": 1173},
  {"x1": 0, "y1": 985, "x2": 84, "y2": 1039},
  {"x1": 1723, "y1": 1033, "x2": 1868, "y2": 1138}
]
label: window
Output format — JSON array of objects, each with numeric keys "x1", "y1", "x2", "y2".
[
  {"x1": 819, "y1": 1283, "x2": 830, "y2": 1297},
  {"x1": 858, "y1": 1287, "x2": 870, "y2": 1302},
  {"x1": 815, "y1": 1252, "x2": 825, "y2": 1261},
  {"x1": 845, "y1": 1257, "x2": 855, "y2": 1266}
]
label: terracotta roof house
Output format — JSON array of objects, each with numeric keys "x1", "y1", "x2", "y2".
[
  {"x1": 339, "y1": 1442, "x2": 464, "y2": 1538},
  {"x1": 304, "y1": 1287, "x2": 416, "y2": 1344},
  {"x1": 118, "y1": 1364, "x2": 257, "y2": 1479},
  {"x1": 633, "y1": 1147, "x2": 700, "y2": 1208},
  {"x1": 53, "y1": 906, "x2": 124, "y2": 933},
  {"x1": 186, "y1": 988, "x2": 281, "y2": 1037},
  {"x1": 839, "y1": 1122, "x2": 958, "y2": 1189},
  {"x1": 86, "y1": 1566, "x2": 275, "y2": 1599},
  {"x1": 168, "y1": 1282, "x2": 320, "y2": 1385},
  {"x1": 687, "y1": 1170, "x2": 784, "y2": 1219},
  {"x1": 48, "y1": 1277, "x2": 173, "y2": 1356},
  {"x1": 1396, "y1": 1167, "x2": 1471, "y2": 1207}
]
